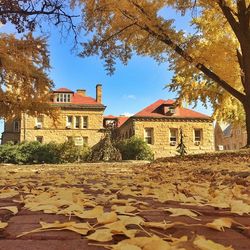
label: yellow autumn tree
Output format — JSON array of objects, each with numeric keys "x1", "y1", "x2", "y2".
[
  {"x1": 76, "y1": 0, "x2": 250, "y2": 147},
  {"x1": 0, "y1": 33, "x2": 58, "y2": 119},
  {"x1": 0, "y1": 0, "x2": 77, "y2": 119}
]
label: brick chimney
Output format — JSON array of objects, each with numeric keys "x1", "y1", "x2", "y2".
[
  {"x1": 76, "y1": 89, "x2": 86, "y2": 96},
  {"x1": 96, "y1": 84, "x2": 102, "y2": 103}
]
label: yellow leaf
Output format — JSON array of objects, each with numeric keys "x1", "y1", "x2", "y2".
[
  {"x1": 230, "y1": 200, "x2": 250, "y2": 215},
  {"x1": 87, "y1": 229, "x2": 113, "y2": 242},
  {"x1": 193, "y1": 235, "x2": 234, "y2": 250},
  {"x1": 117, "y1": 215, "x2": 144, "y2": 226},
  {"x1": 17, "y1": 221, "x2": 92, "y2": 238},
  {"x1": 141, "y1": 221, "x2": 188, "y2": 230},
  {"x1": 0, "y1": 221, "x2": 8, "y2": 229},
  {"x1": 104, "y1": 221, "x2": 137, "y2": 238},
  {"x1": 74, "y1": 206, "x2": 104, "y2": 219},
  {"x1": 97, "y1": 211, "x2": 118, "y2": 224},
  {"x1": 0, "y1": 206, "x2": 18, "y2": 214},
  {"x1": 165, "y1": 208, "x2": 201, "y2": 219},
  {"x1": 206, "y1": 218, "x2": 233, "y2": 232},
  {"x1": 0, "y1": 189, "x2": 19, "y2": 199},
  {"x1": 112, "y1": 236, "x2": 171, "y2": 250},
  {"x1": 111, "y1": 205, "x2": 137, "y2": 214}
]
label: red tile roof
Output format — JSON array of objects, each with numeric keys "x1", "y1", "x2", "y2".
[
  {"x1": 104, "y1": 115, "x2": 130, "y2": 127},
  {"x1": 54, "y1": 87, "x2": 74, "y2": 93},
  {"x1": 53, "y1": 88, "x2": 104, "y2": 106},
  {"x1": 134, "y1": 99, "x2": 211, "y2": 120},
  {"x1": 72, "y1": 93, "x2": 101, "y2": 105}
]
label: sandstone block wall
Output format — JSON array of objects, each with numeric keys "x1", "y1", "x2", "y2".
[
  {"x1": 119, "y1": 119, "x2": 214, "y2": 159},
  {"x1": 2, "y1": 109, "x2": 104, "y2": 147}
]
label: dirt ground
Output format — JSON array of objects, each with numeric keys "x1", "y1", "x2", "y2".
[{"x1": 0, "y1": 151, "x2": 249, "y2": 250}]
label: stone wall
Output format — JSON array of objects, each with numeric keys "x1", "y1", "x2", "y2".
[
  {"x1": 119, "y1": 118, "x2": 214, "y2": 159},
  {"x1": 2, "y1": 109, "x2": 104, "y2": 147},
  {"x1": 214, "y1": 124, "x2": 247, "y2": 150}
]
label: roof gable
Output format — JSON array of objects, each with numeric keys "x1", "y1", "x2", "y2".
[{"x1": 134, "y1": 99, "x2": 211, "y2": 120}]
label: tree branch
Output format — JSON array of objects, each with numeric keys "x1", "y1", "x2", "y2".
[{"x1": 120, "y1": 3, "x2": 246, "y2": 103}]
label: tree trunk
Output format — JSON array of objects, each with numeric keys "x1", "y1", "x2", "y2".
[{"x1": 243, "y1": 99, "x2": 250, "y2": 147}]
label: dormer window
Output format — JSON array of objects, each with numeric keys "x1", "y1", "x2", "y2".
[
  {"x1": 161, "y1": 104, "x2": 175, "y2": 115},
  {"x1": 56, "y1": 93, "x2": 72, "y2": 103},
  {"x1": 169, "y1": 106, "x2": 175, "y2": 114}
]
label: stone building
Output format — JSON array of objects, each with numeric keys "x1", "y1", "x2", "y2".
[
  {"x1": 107, "y1": 99, "x2": 214, "y2": 158},
  {"x1": 214, "y1": 123, "x2": 247, "y2": 150},
  {"x1": 1, "y1": 84, "x2": 105, "y2": 147}
]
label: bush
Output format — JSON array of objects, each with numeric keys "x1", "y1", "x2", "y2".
[
  {"x1": 0, "y1": 141, "x2": 90, "y2": 164},
  {"x1": 0, "y1": 142, "x2": 19, "y2": 164},
  {"x1": 59, "y1": 141, "x2": 90, "y2": 163},
  {"x1": 117, "y1": 136, "x2": 154, "y2": 161},
  {"x1": 15, "y1": 141, "x2": 43, "y2": 164}
]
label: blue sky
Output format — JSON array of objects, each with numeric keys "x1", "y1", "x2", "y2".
[{"x1": 0, "y1": 7, "x2": 212, "y2": 135}]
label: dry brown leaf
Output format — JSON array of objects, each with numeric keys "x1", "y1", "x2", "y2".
[
  {"x1": 87, "y1": 229, "x2": 113, "y2": 242},
  {"x1": 0, "y1": 189, "x2": 19, "y2": 199},
  {"x1": 0, "y1": 221, "x2": 8, "y2": 229},
  {"x1": 74, "y1": 206, "x2": 104, "y2": 219},
  {"x1": 193, "y1": 235, "x2": 234, "y2": 250},
  {"x1": 111, "y1": 205, "x2": 137, "y2": 214},
  {"x1": 141, "y1": 221, "x2": 188, "y2": 230},
  {"x1": 111, "y1": 236, "x2": 171, "y2": 250},
  {"x1": 97, "y1": 212, "x2": 118, "y2": 225},
  {"x1": 165, "y1": 208, "x2": 201, "y2": 220},
  {"x1": 17, "y1": 221, "x2": 92, "y2": 237},
  {"x1": 117, "y1": 215, "x2": 144, "y2": 226},
  {"x1": 0, "y1": 206, "x2": 18, "y2": 214},
  {"x1": 230, "y1": 200, "x2": 250, "y2": 215}
]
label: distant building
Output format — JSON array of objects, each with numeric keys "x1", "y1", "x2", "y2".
[
  {"x1": 214, "y1": 123, "x2": 247, "y2": 150},
  {"x1": 2, "y1": 85, "x2": 105, "y2": 147},
  {"x1": 105, "y1": 99, "x2": 214, "y2": 158}
]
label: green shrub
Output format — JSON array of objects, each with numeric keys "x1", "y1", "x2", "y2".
[
  {"x1": 117, "y1": 136, "x2": 154, "y2": 161},
  {"x1": 0, "y1": 142, "x2": 19, "y2": 164},
  {"x1": 15, "y1": 141, "x2": 43, "y2": 164},
  {"x1": 36, "y1": 142, "x2": 61, "y2": 164},
  {"x1": 0, "y1": 141, "x2": 90, "y2": 164},
  {"x1": 59, "y1": 141, "x2": 90, "y2": 163}
]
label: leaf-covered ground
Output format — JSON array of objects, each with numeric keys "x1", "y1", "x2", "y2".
[{"x1": 0, "y1": 151, "x2": 249, "y2": 250}]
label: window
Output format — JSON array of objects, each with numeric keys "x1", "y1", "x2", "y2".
[
  {"x1": 74, "y1": 137, "x2": 83, "y2": 146},
  {"x1": 36, "y1": 115, "x2": 44, "y2": 128},
  {"x1": 82, "y1": 137, "x2": 88, "y2": 145},
  {"x1": 83, "y1": 116, "x2": 88, "y2": 128},
  {"x1": 66, "y1": 116, "x2": 73, "y2": 127},
  {"x1": 13, "y1": 120, "x2": 20, "y2": 132},
  {"x1": 194, "y1": 129, "x2": 202, "y2": 142},
  {"x1": 56, "y1": 93, "x2": 71, "y2": 103},
  {"x1": 36, "y1": 136, "x2": 43, "y2": 143},
  {"x1": 37, "y1": 115, "x2": 44, "y2": 124},
  {"x1": 67, "y1": 136, "x2": 73, "y2": 142},
  {"x1": 169, "y1": 128, "x2": 178, "y2": 142},
  {"x1": 75, "y1": 116, "x2": 80, "y2": 128},
  {"x1": 144, "y1": 128, "x2": 153, "y2": 144}
]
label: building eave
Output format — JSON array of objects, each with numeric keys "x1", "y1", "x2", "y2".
[{"x1": 51, "y1": 103, "x2": 106, "y2": 111}]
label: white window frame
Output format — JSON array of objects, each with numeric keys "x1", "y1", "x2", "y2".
[
  {"x1": 74, "y1": 136, "x2": 83, "y2": 146},
  {"x1": 144, "y1": 128, "x2": 153, "y2": 145},
  {"x1": 83, "y1": 116, "x2": 88, "y2": 128},
  {"x1": 66, "y1": 116, "x2": 73, "y2": 128},
  {"x1": 169, "y1": 128, "x2": 178, "y2": 143},
  {"x1": 194, "y1": 129, "x2": 202, "y2": 142},
  {"x1": 13, "y1": 120, "x2": 20, "y2": 132},
  {"x1": 75, "y1": 116, "x2": 80, "y2": 129},
  {"x1": 56, "y1": 93, "x2": 71, "y2": 103}
]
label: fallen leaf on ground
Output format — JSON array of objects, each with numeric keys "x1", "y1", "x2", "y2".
[
  {"x1": 17, "y1": 221, "x2": 92, "y2": 237},
  {"x1": 0, "y1": 221, "x2": 8, "y2": 229},
  {"x1": 0, "y1": 206, "x2": 18, "y2": 214},
  {"x1": 193, "y1": 235, "x2": 234, "y2": 250}
]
